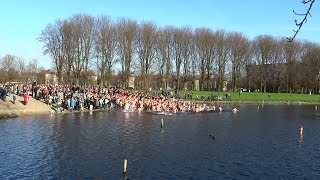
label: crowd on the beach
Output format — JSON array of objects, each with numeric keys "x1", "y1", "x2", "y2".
[{"x1": 0, "y1": 82, "x2": 239, "y2": 114}]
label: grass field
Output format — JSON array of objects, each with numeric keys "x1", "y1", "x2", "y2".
[
  {"x1": 176, "y1": 90, "x2": 320, "y2": 103},
  {"x1": 130, "y1": 89, "x2": 320, "y2": 103}
]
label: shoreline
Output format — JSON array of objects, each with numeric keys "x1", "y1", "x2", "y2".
[
  {"x1": 0, "y1": 95, "x2": 318, "y2": 120},
  {"x1": 0, "y1": 94, "x2": 116, "y2": 120},
  {"x1": 216, "y1": 100, "x2": 319, "y2": 105}
]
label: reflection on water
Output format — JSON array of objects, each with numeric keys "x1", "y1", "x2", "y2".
[{"x1": 1, "y1": 104, "x2": 320, "y2": 179}]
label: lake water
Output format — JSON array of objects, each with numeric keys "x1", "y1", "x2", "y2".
[{"x1": 1, "y1": 104, "x2": 320, "y2": 179}]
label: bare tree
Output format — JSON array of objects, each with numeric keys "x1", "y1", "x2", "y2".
[
  {"x1": 298, "y1": 41, "x2": 320, "y2": 93},
  {"x1": 62, "y1": 14, "x2": 95, "y2": 85},
  {"x1": 0, "y1": 67, "x2": 5, "y2": 83},
  {"x1": 17, "y1": 56, "x2": 27, "y2": 83},
  {"x1": 136, "y1": 21, "x2": 158, "y2": 90},
  {"x1": 62, "y1": 20, "x2": 76, "y2": 84},
  {"x1": 189, "y1": 42, "x2": 198, "y2": 90},
  {"x1": 95, "y1": 16, "x2": 118, "y2": 86},
  {"x1": 1, "y1": 54, "x2": 18, "y2": 83},
  {"x1": 180, "y1": 27, "x2": 193, "y2": 89},
  {"x1": 252, "y1": 35, "x2": 277, "y2": 92},
  {"x1": 268, "y1": 40, "x2": 283, "y2": 92},
  {"x1": 194, "y1": 28, "x2": 215, "y2": 90},
  {"x1": 27, "y1": 59, "x2": 39, "y2": 73},
  {"x1": 281, "y1": 39, "x2": 301, "y2": 92},
  {"x1": 116, "y1": 18, "x2": 138, "y2": 88},
  {"x1": 171, "y1": 27, "x2": 187, "y2": 90},
  {"x1": 214, "y1": 30, "x2": 229, "y2": 91},
  {"x1": 39, "y1": 20, "x2": 65, "y2": 83},
  {"x1": 287, "y1": 0, "x2": 316, "y2": 42},
  {"x1": 156, "y1": 26, "x2": 173, "y2": 90},
  {"x1": 17, "y1": 57, "x2": 25, "y2": 74},
  {"x1": 81, "y1": 15, "x2": 96, "y2": 79},
  {"x1": 37, "y1": 12, "x2": 320, "y2": 91},
  {"x1": 25, "y1": 59, "x2": 39, "y2": 82},
  {"x1": 227, "y1": 32, "x2": 250, "y2": 92},
  {"x1": 243, "y1": 43, "x2": 254, "y2": 91}
]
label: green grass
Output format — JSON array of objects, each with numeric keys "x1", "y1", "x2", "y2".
[
  {"x1": 177, "y1": 90, "x2": 320, "y2": 103},
  {"x1": 132, "y1": 89, "x2": 320, "y2": 103}
]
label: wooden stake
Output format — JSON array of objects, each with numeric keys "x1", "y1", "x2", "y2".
[
  {"x1": 123, "y1": 159, "x2": 127, "y2": 174},
  {"x1": 161, "y1": 118, "x2": 163, "y2": 128}
]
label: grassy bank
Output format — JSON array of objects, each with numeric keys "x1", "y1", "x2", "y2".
[{"x1": 176, "y1": 91, "x2": 320, "y2": 103}]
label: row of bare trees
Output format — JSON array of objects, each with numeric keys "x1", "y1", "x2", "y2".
[
  {"x1": 250, "y1": 36, "x2": 320, "y2": 93},
  {"x1": 0, "y1": 55, "x2": 42, "y2": 84},
  {"x1": 38, "y1": 14, "x2": 320, "y2": 93}
]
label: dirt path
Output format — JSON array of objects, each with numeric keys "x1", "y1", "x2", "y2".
[{"x1": 0, "y1": 95, "x2": 52, "y2": 119}]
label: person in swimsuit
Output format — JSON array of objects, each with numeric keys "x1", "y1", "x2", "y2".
[{"x1": 232, "y1": 107, "x2": 239, "y2": 112}]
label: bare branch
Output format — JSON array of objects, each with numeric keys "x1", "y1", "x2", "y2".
[
  {"x1": 293, "y1": 10, "x2": 307, "y2": 16},
  {"x1": 301, "y1": 0, "x2": 313, "y2": 4},
  {"x1": 287, "y1": 0, "x2": 315, "y2": 42}
]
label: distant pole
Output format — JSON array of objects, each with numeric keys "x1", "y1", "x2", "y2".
[{"x1": 161, "y1": 118, "x2": 163, "y2": 128}]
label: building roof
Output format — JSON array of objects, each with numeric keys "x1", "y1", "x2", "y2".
[{"x1": 41, "y1": 70, "x2": 55, "y2": 75}]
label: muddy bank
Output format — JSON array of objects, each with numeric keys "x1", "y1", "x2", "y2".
[{"x1": 0, "y1": 95, "x2": 52, "y2": 119}]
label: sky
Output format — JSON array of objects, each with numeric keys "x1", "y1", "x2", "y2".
[{"x1": 0, "y1": 0, "x2": 319, "y2": 69}]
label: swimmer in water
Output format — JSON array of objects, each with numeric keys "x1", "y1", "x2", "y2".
[
  {"x1": 218, "y1": 106, "x2": 223, "y2": 112},
  {"x1": 299, "y1": 126, "x2": 304, "y2": 144},
  {"x1": 232, "y1": 107, "x2": 239, "y2": 112},
  {"x1": 300, "y1": 126, "x2": 303, "y2": 134}
]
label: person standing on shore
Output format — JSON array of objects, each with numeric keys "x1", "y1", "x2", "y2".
[
  {"x1": 70, "y1": 97, "x2": 76, "y2": 111},
  {"x1": 13, "y1": 94, "x2": 16, "y2": 104},
  {"x1": 23, "y1": 91, "x2": 29, "y2": 105}
]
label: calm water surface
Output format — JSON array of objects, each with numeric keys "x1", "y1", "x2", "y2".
[{"x1": 1, "y1": 104, "x2": 320, "y2": 179}]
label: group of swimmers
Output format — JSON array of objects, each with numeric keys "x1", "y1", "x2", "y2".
[{"x1": 117, "y1": 91, "x2": 239, "y2": 114}]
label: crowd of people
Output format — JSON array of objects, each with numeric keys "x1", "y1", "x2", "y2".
[{"x1": 0, "y1": 82, "x2": 239, "y2": 114}]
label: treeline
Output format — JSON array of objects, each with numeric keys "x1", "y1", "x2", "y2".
[
  {"x1": 0, "y1": 55, "x2": 43, "y2": 84},
  {"x1": 8, "y1": 13, "x2": 320, "y2": 93}
]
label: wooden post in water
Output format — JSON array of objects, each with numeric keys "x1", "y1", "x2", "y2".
[
  {"x1": 161, "y1": 118, "x2": 163, "y2": 128},
  {"x1": 123, "y1": 159, "x2": 127, "y2": 176}
]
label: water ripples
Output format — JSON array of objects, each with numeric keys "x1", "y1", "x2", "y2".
[{"x1": 1, "y1": 105, "x2": 320, "y2": 179}]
